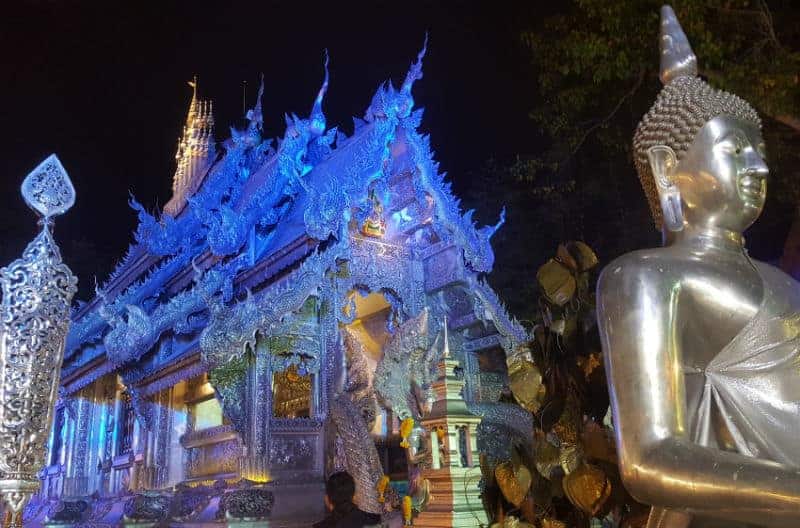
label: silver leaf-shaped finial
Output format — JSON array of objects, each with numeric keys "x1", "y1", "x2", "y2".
[
  {"x1": 21, "y1": 154, "x2": 75, "y2": 218},
  {"x1": 659, "y1": 5, "x2": 698, "y2": 84}
]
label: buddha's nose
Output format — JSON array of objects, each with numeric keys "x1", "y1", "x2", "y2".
[{"x1": 745, "y1": 149, "x2": 769, "y2": 179}]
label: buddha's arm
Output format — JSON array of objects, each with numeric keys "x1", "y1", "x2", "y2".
[{"x1": 597, "y1": 263, "x2": 800, "y2": 525}]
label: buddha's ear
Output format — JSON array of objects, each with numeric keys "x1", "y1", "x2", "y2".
[{"x1": 647, "y1": 145, "x2": 684, "y2": 231}]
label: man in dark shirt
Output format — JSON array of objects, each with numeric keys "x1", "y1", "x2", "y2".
[{"x1": 313, "y1": 471, "x2": 382, "y2": 528}]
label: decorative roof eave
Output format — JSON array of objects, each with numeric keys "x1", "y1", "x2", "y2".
[
  {"x1": 199, "y1": 239, "x2": 345, "y2": 370},
  {"x1": 67, "y1": 68, "x2": 332, "y2": 354},
  {"x1": 60, "y1": 354, "x2": 115, "y2": 396},
  {"x1": 75, "y1": 113, "x2": 386, "y2": 365},
  {"x1": 68, "y1": 231, "x2": 317, "y2": 370},
  {"x1": 357, "y1": 33, "x2": 507, "y2": 275},
  {"x1": 71, "y1": 244, "x2": 153, "y2": 321},
  {"x1": 300, "y1": 38, "x2": 432, "y2": 244},
  {"x1": 402, "y1": 122, "x2": 505, "y2": 274},
  {"x1": 65, "y1": 250, "x2": 195, "y2": 357},
  {"x1": 127, "y1": 55, "x2": 333, "y2": 261},
  {"x1": 465, "y1": 274, "x2": 530, "y2": 361},
  {"x1": 75, "y1": 46, "x2": 398, "y2": 324}
]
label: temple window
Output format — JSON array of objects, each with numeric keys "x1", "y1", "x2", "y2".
[
  {"x1": 193, "y1": 397, "x2": 224, "y2": 430},
  {"x1": 118, "y1": 392, "x2": 136, "y2": 456},
  {"x1": 458, "y1": 426, "x2": 469, "y2": 467},
  {"x1": 186, "y1": 374, "x2": 227, "y2": 431},
  {"x1": 272, "y1": 364, "x2": 312, "y2": 418}
]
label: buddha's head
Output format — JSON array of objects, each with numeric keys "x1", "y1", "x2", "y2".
[{"x1": 633, "y1": 6, "x2": 767, "y2": 234}]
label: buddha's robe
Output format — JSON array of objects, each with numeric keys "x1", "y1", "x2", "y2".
[{"x1": 684, "y1": 262, "x2": 800, "y2": 468}]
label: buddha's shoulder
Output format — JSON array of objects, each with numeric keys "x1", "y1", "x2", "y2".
[
  {"x1": 598, "y1": 248, "x2": 680, "y2": 287},
  {"x1": 752, "y1": 259, "x2": 800, "y2": 292}
]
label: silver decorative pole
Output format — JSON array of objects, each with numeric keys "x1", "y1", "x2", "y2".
[{"x1": 0, "y1": 155, "x2": 77, "y2": 527}]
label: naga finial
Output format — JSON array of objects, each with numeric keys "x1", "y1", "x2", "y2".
[
  {"x1": 402, "y1": 33, "x2": 428, "y2": 95},
  {"x1": 246, "y1": 73, "x2": 265, "y2": 127},
  {"x1": 309, "y1": 49, "x2": 330, "y2": 135},
  {"x1": 479, "y1": 206, "x2": 506, "y2": 240},
  {"x1": 659, "y1": 5, "x2": 697, "y2": 84}
]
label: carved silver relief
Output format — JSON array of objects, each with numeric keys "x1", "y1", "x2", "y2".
[{"x1": 0, "y1": 155, "x2": 77, "y2": 526}]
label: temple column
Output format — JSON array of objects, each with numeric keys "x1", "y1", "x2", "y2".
[
  {"x1": 147, "y1": 387, "x2": 173, "y2": 488},
  {"x1": 166, "y1": 381, "x2": 188, "y2": 486},
  {"x1": 323, "y1": 289, "x2": 344, "y2": 476},
  {"x1": 64, "y1": 388, "x2": 93, "y2": 496},
  {"x1": 41, "y1": 400, "x2": 67, "y2": 500},
  {"x1": 109, "y1": 380, "x2": 126, "y2": 495},
  {"x1": 86, "y1": 377, "x2": 114, "y2": 495},
  {"x1": 61, "y1": 398, "x2": 76, "y2": 494},
  {"x1": 94, "y1": 377, "x2": 116, "y2": 496},
  {"x1": 239, "y1": 339, "x2": 272, "y2": 482},
  {"x1": 131, "y1": 387, "x2": 168, "y2": 490},
  {"x1": 429, "y1": 427, "x2": 441, "y2": 470}
]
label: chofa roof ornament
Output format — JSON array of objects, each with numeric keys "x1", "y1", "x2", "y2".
[
  {"x1": 309, "y1": 49, "x2": 330, "y2": 136},
  {"x1": 401, "y1": 32, "x2": 428, "y2": 96}
]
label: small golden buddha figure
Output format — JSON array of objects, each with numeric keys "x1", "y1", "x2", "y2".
[
  {"x1": 360, "y1": 190, "x2": 387, "y2": 238},
  {"x1": 596, "y1": 6, "x2": 800, "y2": 528}
]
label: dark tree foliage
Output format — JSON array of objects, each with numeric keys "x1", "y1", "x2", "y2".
[
  {"x1": 470, "y1": 0, "x2": 800, "y2": 324},
  {"x1": 463, "y1": 4, "x2": 800, "y2": 525},
  {"x1": 525, "y1": 0, "x2": 800, "y2": 164}
]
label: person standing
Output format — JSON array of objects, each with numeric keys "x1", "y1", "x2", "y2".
[{"x1": 313, "y1": 472, "x2": 382, "y2": 528}]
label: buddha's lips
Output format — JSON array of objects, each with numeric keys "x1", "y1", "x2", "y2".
[{"x1": 739, "y1": 172, "x2": 766, "y2": 201}]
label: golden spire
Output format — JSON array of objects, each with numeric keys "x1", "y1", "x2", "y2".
[{"x1": 166, "y1": 75, "x2": 215, "y2": 216}]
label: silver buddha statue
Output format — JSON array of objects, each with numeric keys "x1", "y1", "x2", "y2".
[{"x1": 596, "y1": 6, "x2": 800, "y2": 528}]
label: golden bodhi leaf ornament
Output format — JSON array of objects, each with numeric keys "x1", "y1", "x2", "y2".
[
  {"x1": 508, "y1": 360, "x2": 546, "y2": 413},
  {"x1": 562, "y1": 462, "x2": 612, "y2": 516},
  {"x1": 536, "y1": 259, "x2": 575, "y2": 306},
  {"x1": 490, "y1": 516, "x2": 535, "y2": 528},
  {"x1": 495, "y1": 461, "x2": 532, "y2": 507}
]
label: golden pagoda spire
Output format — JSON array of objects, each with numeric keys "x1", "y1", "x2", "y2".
[{"x1": 166, "y1": 75, "x2": 215, "y2": 216}]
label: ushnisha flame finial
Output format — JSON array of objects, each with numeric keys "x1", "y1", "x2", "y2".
[{"x1": 659, "y1": 5, "x2": 698, "y2": 84}]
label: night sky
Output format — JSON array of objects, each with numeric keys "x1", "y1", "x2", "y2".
[
  {"x1": 0, "y1": 1, "x2": 793, "y2": 303},
  {"x1": 0, "y1": 1, "x2": 545, "y2": 299}
]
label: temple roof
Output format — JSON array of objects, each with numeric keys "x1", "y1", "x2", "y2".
[{"x1": 64, "y1": 40, "x2": 513, "y2": 368}]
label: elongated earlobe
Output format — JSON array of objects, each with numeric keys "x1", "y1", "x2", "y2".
[{"x1": 647, "y1": 145, "x2": 684, "y2": 231}]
